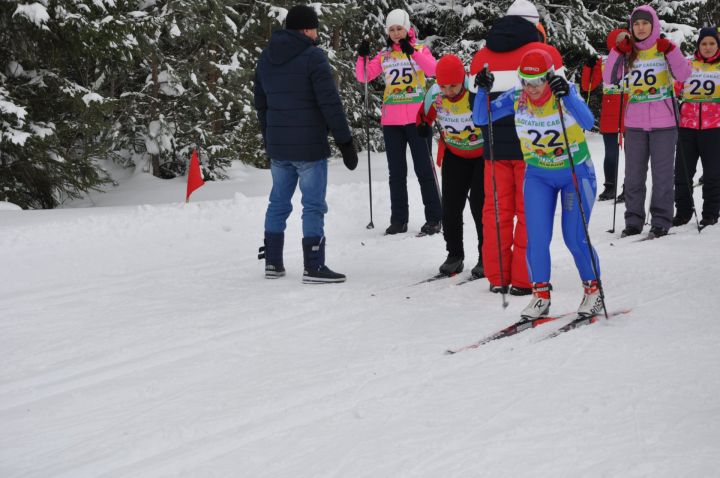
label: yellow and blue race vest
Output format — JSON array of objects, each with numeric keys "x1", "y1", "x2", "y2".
[
  {"x1": 433, "y1": 89, "x2": 484, "y2": 152},
  {"x1": 628, "y1": 45, "x2": 673, "y2": 103},
  {"x1": 514, "y1": 91, "x2": 590, "y2": 170},
  {"x1": 381, "y1": 46, "x2": 427, "y2": 105},
  {"x1": 682, "y1": 57, "x2": 720, "y2": 103}
]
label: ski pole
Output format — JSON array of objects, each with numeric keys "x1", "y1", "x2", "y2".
[
  {"x1": 555, "y1": 89, "x2": 608, "y2": 320},
  {"x1": 483, "y1": 64, "x2": 508, "y2": 309},
  {"x1": 363, "y1": 54, "x2": 374, "y2": 229}
]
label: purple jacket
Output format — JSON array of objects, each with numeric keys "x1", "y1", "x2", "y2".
[{"x1": 603, "y1": 5, "x2": 691, "y2": 131}]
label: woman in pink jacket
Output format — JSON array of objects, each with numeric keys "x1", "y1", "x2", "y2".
[
  {"x1": 603, "y1": 5, "x2": 691, "y2": 239},
  {"x1": 356, "y1": 9, "x2": 442, "y2": 236}
]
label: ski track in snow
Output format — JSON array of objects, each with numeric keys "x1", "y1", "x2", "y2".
[{"x1": 2, "y1": 134, "x2": 720, "y2": 477}]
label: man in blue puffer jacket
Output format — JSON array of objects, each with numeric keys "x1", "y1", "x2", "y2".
[{"x1": 255, "y1": 5, "x2": 357, "y2": 284}]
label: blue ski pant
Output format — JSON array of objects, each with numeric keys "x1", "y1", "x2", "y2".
[{"x1": 523, "y1": 161, "x2": 600, "y2": 283}]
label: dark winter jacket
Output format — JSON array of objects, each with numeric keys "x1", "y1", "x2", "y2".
[
  {"x1": 486, "y1": 16, "x2": 542, "y2": 53},
  {"x1": 254, "y1": 29, "x2": 352, "y2": 161},
  {"x1": 470, "y1": 16, "x2": 565, "y2": 161}
]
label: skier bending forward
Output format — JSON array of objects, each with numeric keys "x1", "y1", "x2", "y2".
[{"x1": 473, "y1": 49, "x2": 604, "y2": 320}]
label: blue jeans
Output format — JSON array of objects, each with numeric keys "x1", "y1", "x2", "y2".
[
  {"x1": 523, "y1": 161, "x2": 600, "y2": 283},
  {"x1": 264, "y1": 159, "x2": 328, "y2": 238}
]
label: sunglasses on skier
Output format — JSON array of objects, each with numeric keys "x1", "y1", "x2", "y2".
[{"x1": 520, "y1": 75, "x2": 549, "y2": 87}]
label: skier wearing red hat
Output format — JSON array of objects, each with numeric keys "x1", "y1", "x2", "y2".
[
  {"x1": 581, "y1": 28, "x2": 631, "y2": 202},
  {"x1": 417, "y1": 54, "x2": 486, "y2": 277},
  {"x1": 474, "y1": 49, "x2": 604, "y2": 320},
  {"x1": 469, "y1": 0, "x2": 564, "y2": 296}
]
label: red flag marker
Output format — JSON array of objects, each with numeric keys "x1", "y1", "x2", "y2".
[{"x1": 186, "y1": 149, "x2": 205, "y2": 202}]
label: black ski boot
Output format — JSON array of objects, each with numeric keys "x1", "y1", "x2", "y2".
[
  {"x1": 259, "y1": 232, "x2": 285, "y2": 279},
  {"x1": 598, "y1": 185, "x2": 615, "y2": 201},
  {"x1": 471, "y1": 259, "x2": 485, "y2": 279},
  {"x1": 419, "y1": 221, "x2": 441, "y2": 236},
  {"x1": 385, "y1": 222, "x2": 408, "y2": 235},
  {"x1": 509, "y1": 286, "x2": 532, "y2": 296},
  {"x1": 621, "y1": 225, "x2": 641, "y2": 237},
  {"x1": 302, "y1": 236, "x2": 346, "y2": 284},
  {"x1": 672, "y1": 214, "x2": 691, "y2": 227},
  {"x1": 489, "y1": 284, "x2": 509, "y2": 294},
  {"x1": 700, "y1": 216, "x2": 718, "y2": 227},
  {"x1": 439, "y1": 255, "x2": 463, "y2": 275},
  {"x1": 647, "y1": 226, "x2": 669, "y2": 239}
]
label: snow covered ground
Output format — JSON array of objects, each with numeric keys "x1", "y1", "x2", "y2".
[{"x1": 2, "y1": 133, "x2": 719, "y2": 477}]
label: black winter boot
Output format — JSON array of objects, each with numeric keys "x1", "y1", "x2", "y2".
[
  {"x1": 302, "y1": 236, "x2": 346, "y2": 284},
  {"x1": 259, "y1": 232, "x2": 285, "y2": 278}
]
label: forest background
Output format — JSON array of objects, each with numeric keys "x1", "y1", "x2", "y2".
[{"x1": 1, "y1": 0, "x2": 717, "y2": 209}]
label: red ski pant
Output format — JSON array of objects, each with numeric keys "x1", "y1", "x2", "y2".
[{"x1": 482, "y1": 159, "x2": 531, "y2": 288}]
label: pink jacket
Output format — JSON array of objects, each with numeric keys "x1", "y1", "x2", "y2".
[
  {"x1": 602, "y1": 5, "x2": 691, "y2": 131},
  {"x1": 355, "y1": 29, "x2": 437, "y2": 126}
]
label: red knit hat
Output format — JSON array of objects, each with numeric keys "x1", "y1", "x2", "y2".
[
  {"x1": 436, "y1": 55, "x2": 466, "y2": 86},
  {"x1": 518, "y1": 49, "x2": 554, "y2": 80}
]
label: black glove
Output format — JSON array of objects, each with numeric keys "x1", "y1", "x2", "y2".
[
  {"x1": 584, "y1": 56, "x2": 597, "y2": 68},
  {"x1": 398, "y1": 38, "x2": 415, "y2": 56},
  {"x1": 474, "y1": 68, "x2": 494, "y2": 92},
  {"x1": 338, "y1": 140, "x2": 358, "y2": 171},
  {"x1": 357, "y1": 39, "x2": 370, "y2": 57},
  {"x1": 417, "y1": 122, "x2": 431, "y2": 138},
  {"x1": 548, "y1": 74, "x2": 570, "y2": 98}
]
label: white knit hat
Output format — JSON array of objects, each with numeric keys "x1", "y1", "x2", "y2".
[
  {"x1": 506, "y1": 0, "x2": 539, "y2": 23},
  {"x1": 385, "y1": 9, "x2": 411, "y2": 33}
]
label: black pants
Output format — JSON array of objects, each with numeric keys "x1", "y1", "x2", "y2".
[
  {"x1": 382, "y1": 124, "x2": 442, "y2": 225},
  {"x1": 674, "y1": 127, "x2": 720, "y2": 221},
  {"x1": 441, "y1": 150, "x2": 484, "y2": 258},
  {"x1": 602, "y1": 132, "x2": 620, "y2": 189}
]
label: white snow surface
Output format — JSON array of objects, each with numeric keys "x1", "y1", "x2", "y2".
[{"x1": 2, "y1": 134, "x2": 719, "y2": 477}]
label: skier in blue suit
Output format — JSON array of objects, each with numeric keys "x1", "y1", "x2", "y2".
[{"x1": 474, "y1": 49, "x2": 604, "y2": 320}]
